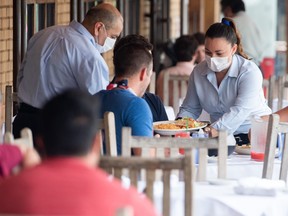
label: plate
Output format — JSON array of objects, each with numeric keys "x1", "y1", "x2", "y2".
[
  {"x1": 208, "y1": 179, "x2": 236, "y2": 186},
  {"x1": 153, "y1": 120, "x2": 207, "y2": 136},
  {"x1": 234, "y1": 144, "x2": 251, "y2": 155},
  {"x1": 207, "y1": 156, "x2": 232, "y2": 163},
  {"x1": 235, "y1": 145, "x2": 280, "y2": 157}
]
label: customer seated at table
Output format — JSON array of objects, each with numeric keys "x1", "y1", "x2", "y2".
[
  {"x1": 192, "y1": 32, "x2": 205, "y2": 64},
  {"x1": 95, "y1": 37, "x2": 154, "y2": 156},
  {"x1": 111, "y1": 34, "x2": 168, "y2": 123},
  {"x1": 0, "y1": 90, "x2": 158, "y2": 216},
  {"x1": 0, "y1": 93, "x2": 40, "y2": 179},
  {"x1": 0, "y1": 144, "x2": 40, "y2": 180},
  {"x1": 177, "y1": 18, "x2": 272, "y2": 155},
  {"x1": 157, "y1": 35, "x2": 199, "y2": 107}
]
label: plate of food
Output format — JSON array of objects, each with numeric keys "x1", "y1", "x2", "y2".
[
  {"x1": 234, "y1": 144, "x2": 251, "y2": 155},
  {"x1": 153, "y1": 117, "x2": 207, "y2": 136}
]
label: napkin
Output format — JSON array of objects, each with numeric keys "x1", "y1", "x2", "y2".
[{"x1": 234, "y1": 177, "x2": 286, "y2": 196}]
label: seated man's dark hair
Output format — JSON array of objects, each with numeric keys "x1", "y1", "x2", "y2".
[
  {"x1": 113, "y1": 34, "x2": 153, "y2": 55},
  {"x1": 113, "y1": 40, "x2": 153, "y2": 78},
  {"x1": 41, "y1": 89, "x2": 100, "y2": 157},
  {"x1": 174, "y1": 35, "x2": 198, "y2": 62}
]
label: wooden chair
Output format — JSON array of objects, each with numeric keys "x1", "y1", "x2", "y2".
[
  {"x1": 98, "y1": 111, "x2": 117, "y2": 156},
  {"x1": 262, "y1": 114, "x2": 288, "y2": 181},
  {"x1": 99, "y1": 153, "x2": 192, "y2": 216},
  {"x1": 262, "y1": 77, "x2": 274, "y2": 109},
  {"x1": 4, "y1": 127, "x2": 33, "y2": 148},
  {"x1": 121, "y1": 127, "x2": 227, "y2": 181},
  {"x1": 4, "y1": 85, "x2": 18, "y2": 133},
  {"x1": 163, "y1": 73, "x2": 190, "y2": 114}
]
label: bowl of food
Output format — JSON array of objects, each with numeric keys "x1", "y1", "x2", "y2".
[
  {"x1": 153, "y1": 117, "x2": 207, "y2": 136},
  {"x1": 234, "y1": 144, "x2": 251, "y2": 155}
]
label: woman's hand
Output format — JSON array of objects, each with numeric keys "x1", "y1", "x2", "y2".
[{"x1": 204, "y1": 126, "x2": 218, "y2": 137}]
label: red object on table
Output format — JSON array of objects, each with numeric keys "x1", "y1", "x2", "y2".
[
  {"x1": 175, "y1": 132, "x2": 190, "y2": 155},
  {"x1": 260, "y1": 58, "x2": 275, "y2": 79},
  {"x1": 260, "y1": 58, "x2": 275, "y2": 97},
  {"x1": 251, "y1": 151, "x2": 265, "y2": 161}
]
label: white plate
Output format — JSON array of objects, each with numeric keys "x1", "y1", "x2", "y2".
[
  {"x1": 153, "y1": 120, "x2": 207, "y2": 136},
  {"x1": 234, "y1": 145, "x2": 280, "y2": 157},
  {"x1": 208, "y1": 179, "x2": 236, "y2": 186},
  {"x1": 207, "y1": 156, "x2": 232, "y2": 163},
  {"x1": 235, "y1": 145, "x2": 251, "y2": 155}
]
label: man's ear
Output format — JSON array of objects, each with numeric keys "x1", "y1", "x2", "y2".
[
  {"x1": 91, "y1": 130, "x2": 102, "y2": 155},
  {"x1": 139, "y1": 67, "x2": 147, "y2": 81},
  {"x1": 94, "y1": 22, "x2": 103, "y2": 36}
]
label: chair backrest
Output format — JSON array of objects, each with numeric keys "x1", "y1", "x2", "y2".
[
  {"x1": 99, "y1": 153, "x2": 193, "y2": 216},
  {"x1": 121, "y1": 127, "x2": 227, "y2": 181},
  {"x1": 262, "y1": 114, "x2": 288, "y2": 181},
  {"x1": 4, "y1": 127, "x2": 33, "y2": 148},
  {"x1": 98, "y1": 111, "x2": 117, "y2": 156},
  {"x1": 4, "y1": 85, "x2": 18, "y2": 133},
  {"x1": 163, "y1": 73, "x2": 189, "y2": 114}
]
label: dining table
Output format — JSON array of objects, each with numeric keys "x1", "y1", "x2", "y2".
[
  {"x1": 147, "y1": 179, "x2": 288, "y2": 216},
  {"x1": 128, "y1": 152, "x2": 287, "y2": 216},
  {"x1": 206, "y1": 152, "x2": 282, "y2": 180}
]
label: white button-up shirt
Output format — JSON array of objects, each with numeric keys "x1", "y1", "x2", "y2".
[
  {"x1": 177, "y1": 54, "x2": 272, "y2": 136},
  {"x1": 17, "y1": 20, "x2": 109, "y2": 108}
]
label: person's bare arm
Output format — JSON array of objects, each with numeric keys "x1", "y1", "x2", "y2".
[{"x1": 275, "y1": 106, "x2": 288, "y2": 122}]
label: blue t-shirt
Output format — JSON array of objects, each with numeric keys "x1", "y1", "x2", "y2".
[{"x1": 95, "y1": 89, "x2": 153, "y2": 155}]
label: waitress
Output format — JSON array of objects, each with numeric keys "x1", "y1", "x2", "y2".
[{"x1": 177, "y1": 17, "x2": 272, "y2": 155}]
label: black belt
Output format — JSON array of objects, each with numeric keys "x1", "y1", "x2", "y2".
[
  {"x1": 234, "y1": 133, "x2": 250, "y2": 145},
  {"x1": 19, "y1": 103, "x2": 41, "y2": 114}
]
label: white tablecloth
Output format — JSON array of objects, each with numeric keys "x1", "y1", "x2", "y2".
[
  {"x1": 150, "y1": 180, "x2": 288, "y2": 216},
  {"x1": 206, "y1": 153, "x2": 282, "y2": 180}
]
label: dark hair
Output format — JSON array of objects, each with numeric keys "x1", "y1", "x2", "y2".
[
  {"x1": 174, "y1": 35, "x2": 198, "y2": 62},
  {"x1": 205, "y1": 17, "x2": 249, "y2": 59},
  {"x1": 114, "y1": 34, "x2": 153, "y2": 54},
  {"x1": 192, "y1": 32, "x2": 205, "y2": 45},
  {"x1": 113, "y1": 36, "x2": 153, "y2": 77},
  {"x1": 41, "y1": 89, "x2": 100, "y2": 157},
  {"x1": 84, "y1": 4, "x2": 119, "y2": 29},
  {"x1": 220, "y1": 0, "x2": 245, "y2": 13}
]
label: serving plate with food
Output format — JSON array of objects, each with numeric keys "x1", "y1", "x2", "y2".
[
  {"x1": 153, "y1": 117, "x2": 207, "y2": 136},
  {"x1": 234, "y1": 144, "x2": 251, "y2": 155}
]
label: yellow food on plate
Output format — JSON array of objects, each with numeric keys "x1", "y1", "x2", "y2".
[
  {"x1": 154, "y1": 117, "x2": 204, "y2": 130},
  {"x1": 239, "y1": 144, "x2": 251, "y2": 149}
]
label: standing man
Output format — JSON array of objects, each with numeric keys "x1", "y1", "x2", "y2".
[
  {"x1": 13, "y1": 3, "x2": 123, "y2": 151},
  {"x1": 220, "y1": 0, "x2": 264, "y2": 66}
]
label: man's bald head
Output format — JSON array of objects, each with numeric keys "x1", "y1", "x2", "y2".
[{"x1": 83, "y1": 3, "x2": 123, "y2": 30}]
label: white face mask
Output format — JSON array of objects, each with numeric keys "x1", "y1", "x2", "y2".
[
  {"x1": 205, "y1": 55, "x2": 230, "y2": 72},
  {"x1": 95, "y1": 37, "x2": 116, "y2": 53},
  {"x1": 95, "y1": 25, "x2": 116, "y2": 53}
]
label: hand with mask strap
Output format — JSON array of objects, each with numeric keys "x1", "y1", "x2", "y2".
[{"x1": 204, "y1": 126, "x2": 219, "y2": 138}]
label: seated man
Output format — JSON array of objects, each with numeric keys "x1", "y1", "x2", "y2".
[
  {"x1": 192, "y1": 32, "x2": 205, "y2": 64},
  {"x1": 95, "y1": 37, "x2": 154, "y2": 155},
  {"x1": 0, "y1": 90, "x2": 158, "y2": 216},
  {"x1": 110, "y1": 34, "x2": 168, "y2": 123},
  {"x1": 157, "y1": 35, "x2": 199, "y2": 107},
  {"x1": 0, "y1": 144, "x2": 40, "y2": 180}
]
